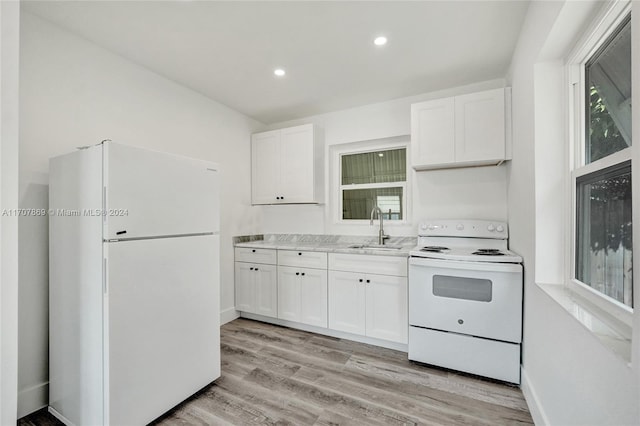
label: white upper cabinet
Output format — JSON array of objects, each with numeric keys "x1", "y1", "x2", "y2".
[
  {"x1": 251, "y1": 131, "x2": 280, "y2": 205},
  {"x1": 411, "y1": 97, "x2": 455, "y2": 167},
  {"x1": 251, "y1": 124, "x2": 323, "y2": 205},
  {"x1": 411, "y1": 88, "x2": 509, "y2": 170},
  {"x1": 454, "y1": 89, "x2": 505, "y2": 164}
]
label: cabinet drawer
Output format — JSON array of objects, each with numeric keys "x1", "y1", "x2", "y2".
[
  {"x1": 328, "y1": 253, "x2": 407, "y2": 277},
  {"x1": 235, "y1": 247, "x2": 277, "y2": 265},
  {"x1": 278, "y1": 250, "x2": 327, "y2": 269}
]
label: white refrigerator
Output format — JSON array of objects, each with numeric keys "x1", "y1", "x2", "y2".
[{"x1": 49, "y1": 142, "x2": 221, "y2": 425}]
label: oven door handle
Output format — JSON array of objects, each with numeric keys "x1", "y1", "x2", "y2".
[{"x1": 409, "y1": 257, "x2": 522, "y2": 273}]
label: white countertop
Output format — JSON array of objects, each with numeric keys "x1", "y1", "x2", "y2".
[{"x1": 234, "y1": 234, "x2": 416, "y2": 257}]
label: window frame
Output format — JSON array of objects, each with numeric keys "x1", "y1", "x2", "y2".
[
  {"x1": 566, "y1": 0, "x2": 634, "y2": 325},
  {"x1": 333, "y1": 138, "x2": 410, "y2": 226}
]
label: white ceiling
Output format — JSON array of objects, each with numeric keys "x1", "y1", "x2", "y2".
[{"x1": 23, "y1": 1, "x2": 530, "y2": 124}]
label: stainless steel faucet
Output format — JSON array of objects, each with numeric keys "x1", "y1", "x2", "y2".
[{"x1": 370, "y1": 206, "x2": 389, "y2": 245}]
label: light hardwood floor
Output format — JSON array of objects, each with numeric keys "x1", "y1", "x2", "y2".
[{"x1": 20, "y1": 318, "x2": 533, "y2": 425}]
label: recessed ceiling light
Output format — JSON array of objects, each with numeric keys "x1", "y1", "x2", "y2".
[
  {"x1": 274, "y1": 68, "x2": 286, "y2": 77},
  {"x1": 374, "y1": 36, "x2": 387, "y2": 46}
]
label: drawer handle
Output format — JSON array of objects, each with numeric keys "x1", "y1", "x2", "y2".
[
  {"x1": 252, "y1": 249, "x2": 256, "y2": 253},
  {"x1": 298, "y1": 252, "x2": 302, "y2": 256},
  {"x1": 458, "y1": 319, "x2": 464, "y2": 325}
]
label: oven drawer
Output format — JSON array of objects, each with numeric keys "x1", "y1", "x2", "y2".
[
  {"x1": 408, "y1": 326, "x2": 521, "y2": 384},
  {"x1": 409, "y1": 258, "x2": 522, "y2": 343}
]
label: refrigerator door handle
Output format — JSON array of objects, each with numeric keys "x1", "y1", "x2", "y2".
[
  {"x1": 103, "y1": 257, "x2": 108, "y2": 294},
  {"x1": 103, "y1": 186, "x2": 107, "y2": 223}
]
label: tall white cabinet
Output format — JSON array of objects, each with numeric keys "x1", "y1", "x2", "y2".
[
  {"x1": 251, "y1": 124, "x2": 324, "y2": 205},
  {"x1": 411, "y1": 88, "x2": 509, "y2": 170}
]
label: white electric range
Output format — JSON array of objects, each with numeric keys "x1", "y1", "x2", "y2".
[{"x1": 408, "y1": 219, "x2": 523, "y2": 384}]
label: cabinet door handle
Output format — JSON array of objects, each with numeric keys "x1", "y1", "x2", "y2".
[
  {"x1": 301, "y1": 273, "x2": 305, "y2": 276},
  {"x1": 296, "y1": 272, "x2": 300, "y2": 276},
  {"x1": 366, "y1": 279, "x2": 370, "y2": 283},
  {"x1": 359, "y1": 279, "x2": 363, "y2": 282},
  {"x1": 252, "y1": 249, "x2": 256, "y2": 253},
  {"x1": 298, "y1": 252, "x2": 302, "y2": 256},
  {"x1": 255, "y1": 268, "x2": 259, "y2": 271},
  {"x1": 250, "y1": 267, "x2": 254, "y2": 270}
]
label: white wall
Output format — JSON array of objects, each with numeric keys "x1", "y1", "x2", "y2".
[
  {"x1": 508, "y1": 1, "x2": 640, "y2": 424},
  {"x1": 18, "y1": 12, "x2": 262, "y2": 417},
  {"x1": 1, "y1": 1, "x2": 21, "y2": 424},
  {"x1": 260, "y1": 79, "x2": 509, "y2": 237}
]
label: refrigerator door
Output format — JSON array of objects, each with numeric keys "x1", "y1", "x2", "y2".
[
  {"x1": 104, "y1": 142, "x2": 219, "y2": 240},
  {"x1": 105, "y1": 234, "x2": 220, "y2": 425}
]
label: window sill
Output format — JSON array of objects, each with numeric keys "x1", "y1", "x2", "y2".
[{"x1": 536, "y1": 282, "x2": 632, "y2": 366}]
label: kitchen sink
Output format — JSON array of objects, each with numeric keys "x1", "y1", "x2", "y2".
[{"x1": 347, "y1": 244, "x2": 403, "y2": 251}]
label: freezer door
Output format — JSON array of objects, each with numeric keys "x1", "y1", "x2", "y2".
[
  {"x1": 104, "y1": 142, "x2": 219, "y2": 239},
  {"x1": 105, "y1": 235, "x2": 220, "y2": 425}
]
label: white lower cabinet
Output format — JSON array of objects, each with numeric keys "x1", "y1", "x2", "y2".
[
  {"x1": 235, "y1": 262, "x2": 277, "y2": 318},
  {"x1": 278, "y1": 265, "x2": 328, "y2": 327},
  {"x1": 365, "y1": 274, "x2": 408, "y2": 343},
  {"x1": 328, "y1": 270, "x2": 408, "y2": 344},
  {"x1": 327, "y1": 271, "x2": 366, "y2": 335},
  {"x1": 235, "y1": 247, "x2": 408, "y2": 347}
]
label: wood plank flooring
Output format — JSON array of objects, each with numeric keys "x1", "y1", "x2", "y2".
[{"x1": 19, "y1": 318, "x2": 533, "y2": 425}]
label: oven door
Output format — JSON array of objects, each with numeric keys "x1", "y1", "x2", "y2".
[{"x1": 409, "y1": 257, "x2": 522, "y2": 343}]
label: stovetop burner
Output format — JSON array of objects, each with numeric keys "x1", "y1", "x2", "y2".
[
  {"x1": 420, "y1": 246, "x2": 449, "y2": 253},
  {"x1": 472, "y1": 250, "x2": 505, "y2": 256}
]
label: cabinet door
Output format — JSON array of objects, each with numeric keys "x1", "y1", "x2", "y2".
[
  {"x1": 328, "y1": 271, "x2": 366, "y2": 335},
  {"x1": 280, "y1": 124, "x2": 315, "y2": 203},
  {"x1": 454, "y1": 88, "x2": 505, "y2": 164},
  {"x1": 300, "y1": 268, "x2": 328, "y2": 328},
  {"x1": 254, "y1": 264, "x2": 278, "y2": 318},
  {"x1": 365, "y1": 275, "x2": 408, "y2": 344},
  {"x1": 278, "y1": 266, "x2": 301, "y2": 322},
  {"x1": 411, "y1": 98, "x2": 455, "y2": 168},
  {"x1": 235, "y1": 262, "x2": 255, "y2": 313},
  {"x1": 251, "y1": 130, "x2": 280, "y2": 205}
]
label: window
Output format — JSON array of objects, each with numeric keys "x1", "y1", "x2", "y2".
[
  {"x1": 572, "y1": 12, "x2": 633, "y2": 309},
  {"x1": 340, "y1": 147, "x2": 407, "y2": 221}
]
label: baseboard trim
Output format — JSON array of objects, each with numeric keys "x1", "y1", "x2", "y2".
[
  {"x1": 240, "y1": 312, "x2": 408, "y2": 352},
  {"x1": 520, "y1": 366, "x2": 549, "y2": 425},
  {"x1": 220, "y1": 307, "x2": 240, "y2": 325},
  {"x1": 49, "y1": 406, "x2": 75, "y2": 426},
  {"x1": 17, "y1": 382, "x2": 48, "y2": 419}
]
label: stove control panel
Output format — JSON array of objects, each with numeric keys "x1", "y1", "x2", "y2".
[{"x1": 418, "y1": 220, "x2": 508, "y2": 239}]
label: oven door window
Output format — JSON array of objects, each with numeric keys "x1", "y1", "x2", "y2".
[{"x1": 432, "y1": 275, "x2": 492, "y2": 302}]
